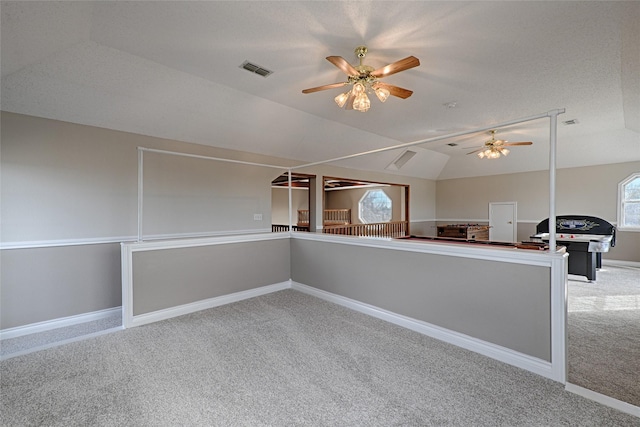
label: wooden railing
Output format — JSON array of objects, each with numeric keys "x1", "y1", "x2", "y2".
[
  {"x1": 297, "y1": 210, "x2": 310, "y2": 226},
  {"x1": 297, "y1": 209, "x2": 351, "y2": 226},
  {"x1": 322, "y1": 221, "x2": 408, "y2": 238},
  {"x1": 271, "y1": 224, "x2": 309, "y2": 232},
  {"x1": 323, "y1": 208, "x2": 351, "y2": 225}
]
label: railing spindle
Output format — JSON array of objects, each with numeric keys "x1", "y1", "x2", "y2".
[{"x1": 321, "y1": 221, "x2": 408, "y2": 238}]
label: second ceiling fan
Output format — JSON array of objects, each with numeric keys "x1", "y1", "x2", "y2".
[
  {"x1": 302, "y1": 46, "x2": 420, "y2": 112},
  {"x1": 467, "y1": 130, "x2": 533, "y2": 159}
]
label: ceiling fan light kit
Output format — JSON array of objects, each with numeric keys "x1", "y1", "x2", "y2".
[
  {"x1": 469, "y1": 130, "x2": 532, "y2": 160},
  {"x1": 477, "y1": 147, "x2": 509, "y2": 159},
  {"x1": 303, "y1": 46, "x2": 419, "y2": 112}
]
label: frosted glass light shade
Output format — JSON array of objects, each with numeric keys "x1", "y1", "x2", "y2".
[
  {"x1": 334, "y1": 91, "x2": 350, "y2": 108},
  {"x1": 353, "y1": 93, "x2": 370, "y2": 112},
  {"x1": 375, "y1": 87, "x2": 390, "y2": 102}
]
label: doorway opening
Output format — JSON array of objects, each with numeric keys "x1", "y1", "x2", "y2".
[
  {"x1": 322, "y1": 176, "x2": 410, "y2": 237},
  {"x1": 271, "y1": 172, "x2": 315, "y2": 232}
]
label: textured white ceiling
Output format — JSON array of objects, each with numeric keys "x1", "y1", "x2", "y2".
[{"x1": 1, "y1": 1, "x2": 638, "y2": 180}]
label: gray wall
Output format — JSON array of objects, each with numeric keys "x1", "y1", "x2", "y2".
[
  {"x1": 436, "y1": 162, "x2": 640, "y2": 262},
  {"x1": 271, "y1": 187, "x2": 308, "y2": 225},
  {"x1": 1, "y1": 111, "x2": 283, "y2": 243},
  {"x1": 4, "y1": 109, "x2": 631, "y2": 335},
  {"x1": 290, "y1": 238, "x2": 552, "y2": 361},
  {"x1": 1, "y1": 113, "x2": 137, "y2": 243},
  {"x1": 1, "y1": 112, "x2": 285, "y2": 329},
  {"x1": 1, "y1": 112, "x2": 437, "y2": 329},
  {"x1": 143, "y1": 152, "x2": 277, "y2": 236},
  {"x1": 1, "y1": 244, "x2": 121, "y2": 329},
  {"x1": 132, "y1": 239, "x2": 290, "y2": 316}
]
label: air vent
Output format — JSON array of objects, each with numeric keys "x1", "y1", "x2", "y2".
[
  {"x1": 386, "y1": 150, "x2": 417, "y2": 171},
  {"x1": 447, "y1": 143, "x2": 458, "y2": 147},
  {"x1": 562, "y1": 119, "x2": 579, "y2": 126},
  {"x1": 240, "y1": 61, "x2": 273, "y2": 77}
]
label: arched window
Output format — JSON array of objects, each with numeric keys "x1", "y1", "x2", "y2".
[
  {"x1": 358, "y1": 189, "x2": 392, "y2": 223},
  {"x1": 618, "y1": 173, "x2": 640, "y2": 230}
]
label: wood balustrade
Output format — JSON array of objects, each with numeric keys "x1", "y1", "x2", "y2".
[
  {"x1": 322, "y1": 221, "x2": 408, "y2": 238},
  {"x1": 297, "y1": 210, "x2": 310, "y2": 226},
  {"x1": 297, "y1": 209, "x2": 351, "y2": 226},
  {"x1": 323, "y1": 208, "x2": 351, "y2": 225},
  {"x1": 271, "y1": 224, "x2": 310, "y2": 232}
]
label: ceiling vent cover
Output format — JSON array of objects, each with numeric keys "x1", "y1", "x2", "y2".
[
  {"x1": 386, "y1": 149, "x2": 417, "y2": 171},
  {"x1": 240, "y1": 61, "x2": 273, "y2": 77}
]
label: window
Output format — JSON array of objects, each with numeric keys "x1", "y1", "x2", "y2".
[
  {"x1": 618, "y1": 173, "x2": 640, "y2": 230},
  {"x1": 359, "y1": 189, "x2": 392, "y2": 223}
]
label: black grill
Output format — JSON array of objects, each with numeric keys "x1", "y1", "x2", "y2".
[{"x1": 533, "y1": 215, "x2": 616, "y2": 281}]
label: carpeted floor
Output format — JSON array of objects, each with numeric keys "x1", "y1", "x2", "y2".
[
  {"x1": 2, "y1": 289, "x2": 637, "y2": 426},
  {"x1": 0, "y1": 313, "x2": 122, "y2": 359},
  {"x1": 567, "y1": 265, "x2": 640, "y2": 407}
]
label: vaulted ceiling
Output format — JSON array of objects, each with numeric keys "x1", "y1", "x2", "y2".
[{"x1": 2, "y1": 1, "x2": 638, "y2": 180}]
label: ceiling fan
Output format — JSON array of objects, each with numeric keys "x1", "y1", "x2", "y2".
[
  {"x1": 302, "y1": 46, "x2": 420, "y2": 112},
  {"x1": 467, "y1": 130, "x2": 533, "y2": 159}
]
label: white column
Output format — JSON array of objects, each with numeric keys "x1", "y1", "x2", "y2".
[
  {"x1": 137, "y1": 148, "x2": 144, "y2": 242},
  {"x1": 288, "y1": 170, "x2": 293, "y2": 232},
  {"x1": 547, "y1": 109, "x2": 564, "y2": 251}
]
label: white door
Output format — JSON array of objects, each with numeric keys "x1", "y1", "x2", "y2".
[{"x1": 489, "y1": 202, "x2": 517, "y2": 242}]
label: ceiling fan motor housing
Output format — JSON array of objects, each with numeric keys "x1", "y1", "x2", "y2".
[{"x1": 355, "y1": 46, "x2": 368, "y2": 58}]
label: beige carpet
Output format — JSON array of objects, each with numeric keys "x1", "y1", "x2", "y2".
[
  {"x1": 568, "y1": 264, "x2": 640, "y2": 407},
  {"x1": 2, "y1": 289, "x2": 638, "y2": 426}
]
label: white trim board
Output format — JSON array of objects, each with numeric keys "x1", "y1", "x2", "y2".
[
  {"x1": 1, "y1": 228, "x2": 273, "y2": 250},
  {"x1": 0, "y1": 307, "x2": 121, "y2": 340},
  {"x1": 565, "y1": 383, "x2": 640, "y2": 418},
  {"x1": 121, "y1": 231, "x2": 287, "y2": 253},
  {"x1": 126, "y1": 281, "x2": 291, "y2": 328},
  {"x1": 291, "y1": 229, "x2": 565, "y2": 267},
  {"x1": 602, "y1": 260, "x2": 640, "y2": 269},
  {"x1": 1, "y1": 326, "x2": 124, "y2": 361},
  {"x1": 291, "y1": 282, "x2": 559, "y2": 382}
]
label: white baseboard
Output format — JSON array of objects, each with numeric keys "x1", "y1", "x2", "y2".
[
  {"x1": 129, "y1": 281, "x2": 291, "y2": 328},
  {"x1": 0, "y1": 326, "x2": 124, "y2": 361},
  {"x1": 602, "y1": 260, "x2": 640, "y2": 269},
  {"x1": 565, "y1": 383, "x2": 640, "y2": 418},
  {"x1": 291, "y1": 282, "x2": 557, "y2": 382},
  {"x1": 1, "y1": 307, "x2": 122, "y2": 340}
]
